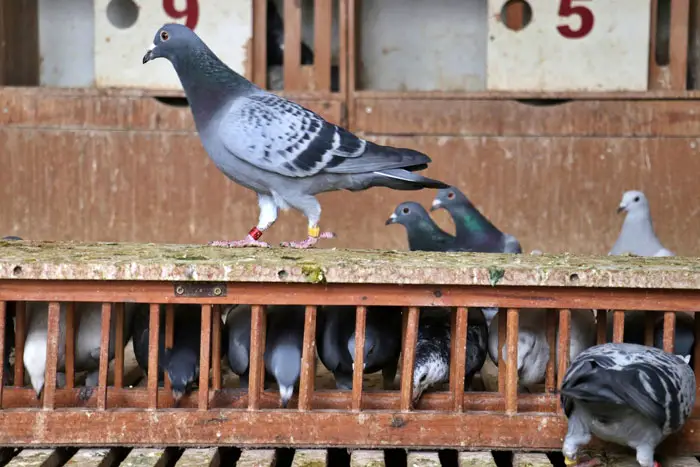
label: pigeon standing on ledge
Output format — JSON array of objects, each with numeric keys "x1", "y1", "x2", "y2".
[
  {"x1": 143, "y1": 24, "x2": 448, "y2": 249},
  {"x1": 385, "y1": 201, "x2": 457, "y2": 252},
  {"x1": 609, "y1": 190, "x2": 674, "y2": 257}
]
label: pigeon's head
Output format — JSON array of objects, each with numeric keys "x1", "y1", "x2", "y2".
[
  {"x1": 617, "y1": 190, "x2": 649, "y2": 216},
  {"x1": 23, "y1": 334, "x2": 47, "y2": 399},
  {"x1": 431, "y1": 186, "x2": 470, "y2": 212},
  {"x1": 412, "y1": 345, "x2": 449, "y2": 404},
  {"x1": 385, "y1": 201, "x2": 431, "y2": 227},
  {"x1": 162, "y1": 348, "x2": 199, "y2": 403},
  {"x1": 268, "y1": 345, "x2": 301, "y2": 408},
  {"x1": 143, "y1": 23, "x2": 201, "y2": 65}
]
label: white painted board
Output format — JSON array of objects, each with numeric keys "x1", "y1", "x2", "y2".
[
  {"x1": 487, "y1": 0, "x2": 651, "y2": 91},
  {"x1": 94, "y1": 0, "x2": 252, "y2": 91}
]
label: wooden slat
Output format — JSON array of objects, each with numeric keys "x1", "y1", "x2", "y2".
[
  {"x1": 663, "y1": 311, "x2": 676, "y2": 353},
  {"x1": 13, "y1": 301, "x2": 24, "y2": 387},
  {"x1": 237, "y1": 450, "x2": 277, "y2": 467},
  {"x1": 64, "y1": 448, "x2": 121, "y2": 467},
  {"x1": 175, "y1": 448, "x2": 219, "y2": 467},
  {"x1": 248, "y1": 305, "x2": 266, "y2": 411},
  {"x1": 457, "y1": 452, "x2": 497, "y2": 467},
  {"x1": 314, "y1": 0, "x2": 333, "y2": 91},
  {"x1": 351, "y1": 306, "x2": 366, "y2": 411},
  {"x1": 406, "y1": 452, "x2": 441, "y2": 467},
  {"x1": 557, "y1": 310, "x2": 572, "y2": 392},
  {"x1": 669, "y1": 0, "x2": 691, "y2": 90},
  {"x1": 449, "y1": 307, "x2": 468, "y2": 412},
  {"x1": 198, "y1": 304, "x2": 212, "y2": 410},
  {"x1": 612, "y1": 310, "x2": 625, "y2": 343},
  {"x1": 0, "y1": 302, "x2": 5, "y2": 405},
  {"x1": 350, "y1": 450, "x2": 386, "y2": 467},
  {"x1": 164, "y1": 304, "x2": 174, "y2": 394},
  {"x1": 96, "y1": 303, "x2": 111, "y2": 410},
  {"x1": 6, "y1": 448, "x2": 76, "y2": 467},
  {"x1": 211, "y1": 305, "x2": 222, "y2": 391},
  {"x1": 694, "y1": 315, "x2": 700, "y2": 400},
  {"x1": 342, "y1": 0, "x2": 353, "y2": 123},
  {"x1": 147, "y1": 304, "x2": 160, "y2": 410},
  {"x1": 505, "y1": 309, "x2": 519, "y2": 414},
  {"x1": 43, "y1": 302, "x2": 60, "y2": 409},
  {"x1": 283, "y1": 0, "x2": 303, "y2": 90},
  {"x1": 596, "y1": 309, "x2": 607, "y2": 345},
  {"x1": 649, "y1": 0, "x2": 666, "y2": 90},
  {"x1": 497, "y1": 310, "x2": 506, "y2": 394},
  {"x1": 644, "y1": 311, "x2": 656, "y2": 346},
  {"x1": 251, "y1": 0, "x2": 267, "y2": 87},
  {"x1": 298, "y1": 305, "x2": 317, "y2": 411},
  {"x1": 400, "y1": 307, "x2": 420, "y2": 411},
  {"x1": 544, "y1": 309, "x2": 557, "y2": 392},
  {"x1": 513, "y1": 453, "x2": 553, "y2": 467},
  {"x1": 65, "y1": 302, "x2": 75, "y2": 390},
  {"x1": 292, "y1": 450, "x2": 327, "y2": 467},
  {"x1": 114, "y1": 302, "x2": 125, "y2": 388},
  {"x1": 120, "y1": 448, "x2": 181, "y2": 467}
]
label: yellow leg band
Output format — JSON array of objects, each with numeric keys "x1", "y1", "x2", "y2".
[
  {"x1": 564, "y1": 457, "x2": 577, "y2": 466},
  {"x1": 308, "y1": 225, "x2": 321, "y2": 238}
]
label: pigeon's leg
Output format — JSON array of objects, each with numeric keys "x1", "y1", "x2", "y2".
[
  {"x1": 280, "y1": 196, "x2": 336, "y2": 248},
  {"x1": 210, "y1": 194, "x2": 278, "y2": 247},
  {"x1": 562, "y1": 409, "x2": 592, "y2": 466}
]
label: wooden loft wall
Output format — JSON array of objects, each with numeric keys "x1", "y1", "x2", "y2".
[
  {"x1": 0, "y1": 2, "x2": 700, "y2": 256},
  {"x1": 0, "y1": 0, "x2": 39, "y2": 86}
]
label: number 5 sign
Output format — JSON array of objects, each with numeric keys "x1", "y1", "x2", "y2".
[
  {"x1": 95, "y1": 0, "x2": 252, "y2": 91},
  {"x1": 487, "y1": 0, "x2": 651, "y2": 91}
]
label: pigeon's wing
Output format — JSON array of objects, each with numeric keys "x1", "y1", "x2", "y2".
[
  {"x1": 560, "y1": 354, "x2": 667, "y2": 428},
  {"x1": 225, "y1": 305, "x2": 253, "y2": 376},
  {"x1": 317, "y1": 308, "x2": 345, "y2": 372},
  {"x1": 217, "y1": 94, "x2": 429, "y2": 178}
]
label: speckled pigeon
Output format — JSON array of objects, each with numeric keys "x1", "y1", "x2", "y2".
[
  {"x1": 143, "y1": 24, "x2": 448, "y2": 249},
  {"x1": 385, "y1": 201, "x2": 458, "y2": 251},
  {"x1": 431, "y1": 186, "x2": 522, "y2": 253},
  {"x1": 609, "y1": 190, "x2": 673, "y2": 257},
  {"x1": 560, "y1": 343, "x2": 695, "y2": 467}
]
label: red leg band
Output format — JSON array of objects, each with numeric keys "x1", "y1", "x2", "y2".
[{"x1": 249, "y1": 227, "x2": 263, "y2": 240}]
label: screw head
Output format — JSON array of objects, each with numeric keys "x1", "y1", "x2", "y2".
[
  {"x1": 213, "y1": 286, "x2": 222, "y2": 296},
  {"x1": 175, "y1": 285, "x2": 185, "y2": 295}
]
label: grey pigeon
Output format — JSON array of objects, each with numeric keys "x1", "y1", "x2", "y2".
[
  {"x1": 431, "y1": 186, "x2": 522, "y2": 254},
  {"x1": 131, "y1": 303, "x2": 212, "y2": 403},
  {"x1": 224, "y1": 304, "x2": 306, "y2": 407},
  {"x1": 385, "y1": 201, "x2": 458, "y2": 252},
  {"x1": 412, "y1": 307, "x2": 488, "y2": 403},
  {"x1": 488, "y1": 309, "x2": 596, "y2": 391},
  {"x1": 143, "y1": 24, "x2": 448, "y2": 249},
  {"x1": 560, "y1": 343, "x2": 695, "y2": 467},
  {"x1": 23, "y1": 302, "x2": 134, "y2": 400},
  {"x1": 605, "y1": 311, "x2": 695, "y2": 366},
  {"x1": 609, "y1": 190, "x2": 673, "y2": 256},
  {"x1": 317, "y1": 306, "x2": 402, "y2": 389}
]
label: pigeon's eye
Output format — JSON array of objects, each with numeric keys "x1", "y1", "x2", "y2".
[
  {"x1": 447, "y1": 192, "x2": 455, "y2": 200},
  {"x1": 634, "y1": 196, "x2": 640, "y2": 202},
  {"x1": 402, "y1": 207, "x2": 410, "y2": 214},
  {"x1": 160, "y1": 30, "x2": 170, "y2": 41},
  {"x1": 419, "y1": 374, "x2": 427, "y2": 383}
]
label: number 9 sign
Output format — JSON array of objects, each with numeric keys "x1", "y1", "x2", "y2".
[
  {"x1": 486, "y1": 0, "x2": 651, "y2": 91},
  {"x1": 163, "y1": 0, "x2": 200, "y2": 30}
]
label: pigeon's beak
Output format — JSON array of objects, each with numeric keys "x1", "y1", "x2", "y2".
[
  {"x1": 142, "y1": 43, "x2": 156, "y2": 64},
  {"x1": 616, "y1": 204, "x2": 626, "y2": 214},
  {"x1": 35, "y1": 387, "x2": 43, "y2": 400},
  {"x1": 430, "y1": 199, "x2": 442, "y2": 212},
  {"x1": 385, "y1": 213, "x2": 397, "y2": 225},
  {"x1": 172, "y1": 389, "x2": 184, "y2": 404},
  {"x1": 279, "y1": 385, "x2": 294, "y2": 408}
]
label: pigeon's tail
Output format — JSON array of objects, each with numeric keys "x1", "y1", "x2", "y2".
[{"x1": 373, "y1": 168, "x2": 449, "y2": 190}]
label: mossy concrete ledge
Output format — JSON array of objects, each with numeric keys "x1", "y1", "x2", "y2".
[{"x1": 0, "y1": 241, "x2": 699, "y2": 289}]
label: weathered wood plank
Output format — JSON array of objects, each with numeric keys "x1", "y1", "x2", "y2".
[
  {"x1": 291, "y1": 449, "x2": 327, "y2": 467},
  {"x1": 174, "y1": 448, "x2": 219, "y2": 467},
  {"x1": 513, "y1": 453, "x2": 552, "y2": 467},
  {"x1": 6, "y1": 449, "x2": 75, "y2": 467},
  {"x1": 350, "y1": 450, "x2": 385, "y2": 467},
  {"x1": 236, "y1": 450, "x2": 276, "y2": 467},
  {"x1": 406, "y1": 451, "x2": 441, "y2": 467},
  {"x1": 120, "y1": 448, "x2": 181, "y2": 467},
  {"x1": 64, "y1": 449, "x2": 118, "y2": 467},
  {"x1": 662, "y1": 457, "x2": 700, "y2": 467},
  {"x1": 458, "y1": 452, "x2": 497, "y2": 467}
]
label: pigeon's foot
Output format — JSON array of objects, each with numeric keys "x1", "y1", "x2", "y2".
[
  {"x1": 281, "y1": 226, "x2": 336, "y2": 249},
  {"x1": 209, "y1": 235, "x2": 270, "y2": 248}
]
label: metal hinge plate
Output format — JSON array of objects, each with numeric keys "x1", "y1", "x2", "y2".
[{"x1": 173, "y1": 282, "x2": 227, "y2": 298}]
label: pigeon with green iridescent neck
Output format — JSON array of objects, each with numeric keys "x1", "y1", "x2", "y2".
[
  {"x1": 431, "y1": 187, "x2": 522, "y2": 254},
  {"x1": 385, "y1": 201, "x2": 461, "y2": 252},
  {"x1": 143, "y1": 23, "x2": 448, "y2": 249}
]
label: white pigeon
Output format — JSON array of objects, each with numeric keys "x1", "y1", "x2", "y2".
[
  {"x1": 23, "y1": 302, "x2": 133, "y2": 399},
  {"x1": 561, "y1": 343, "x2": 695, "y2": 467},
  {"x1": 609, "y1": 190, "x2": 674, "y2": 257},
  {"x1": 488, "y1": 309, "x2": 596, "y2": 391}
]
